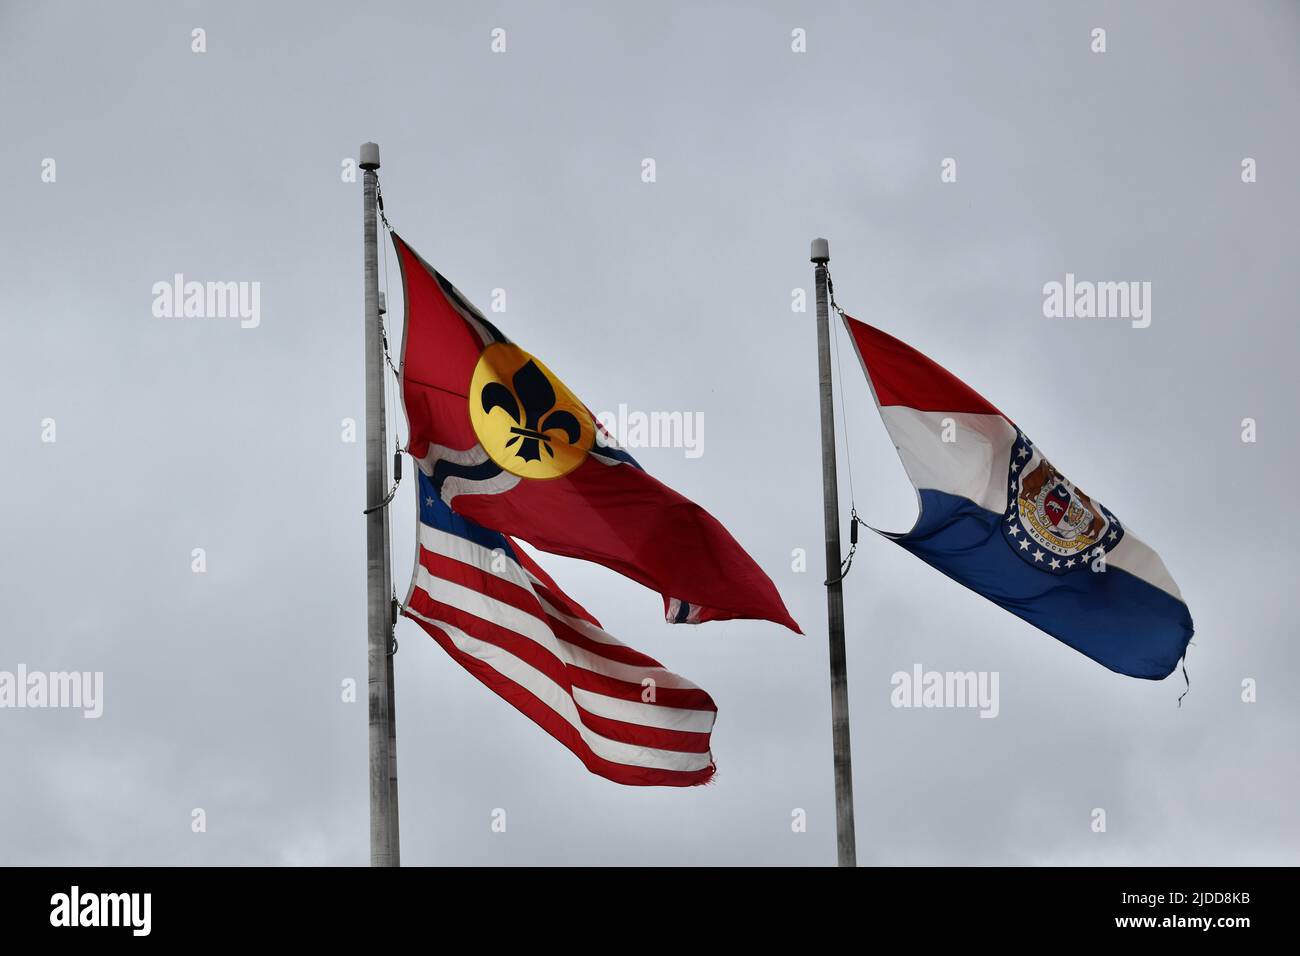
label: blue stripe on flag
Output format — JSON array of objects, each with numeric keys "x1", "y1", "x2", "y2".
[{"x1": 893, "y1": 489, "x2": 1193, "y2": 680}]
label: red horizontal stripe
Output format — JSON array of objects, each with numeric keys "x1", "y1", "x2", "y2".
[
  {"x1": 406, "y1": 589, "x2": 716, "y2": 754},
  {"x1": 408, "y1": 590, "x2": 570, "y2": 689},
  {"x1": 565, "y1": 666, "x2": 717, "y2": 712},
  {"x1": 843, "y1": 314, "x2": 1006, "y2": 418},
  {"x1": 418, "y1": 548, "x2": 542, "y2": 621},
  {"x1": 416, "y1": 552, "x2": 716, "y2": 710},
  {"x1": 421, "y1": 545, "x2": 674, "y2": 673},
  {"x1": 542, "y1": 607, "x2": 666, "y2": 669},
  {"x1": 575, "y1": 708, "x2": 713, "y2": 755},
  {"x1": 510, "y1": 538, "x2": 601, "y2": 628},
  {"x1": 407, "y1": 611, "x2": 714, "y2": 787}
]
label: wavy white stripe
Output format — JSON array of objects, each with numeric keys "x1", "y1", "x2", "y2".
[
  {"x1": 415, "y1": 442, "x2": 490, "y2": 473},
  {"x1": 415, "y1": 442, "x2": 521, "y2": 503}
]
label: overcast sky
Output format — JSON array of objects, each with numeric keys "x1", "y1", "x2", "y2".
[{"x1": 2, "y1": 0, "x2": 1297, "y2": 866}]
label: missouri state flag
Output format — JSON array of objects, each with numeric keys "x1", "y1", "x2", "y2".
[
  {"x1": 392, "y1": 232, "x2": 799, "y2": 633},
  {"x1": 843, "y1": 316, "x2": 1193, "y2": 679}
]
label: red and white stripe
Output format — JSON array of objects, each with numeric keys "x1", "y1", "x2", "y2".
[{"x1": 403, "y1": 520, "x2": 717, "y2": 786}]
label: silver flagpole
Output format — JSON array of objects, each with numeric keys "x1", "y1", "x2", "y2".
[
  {"x1": 361, "y1": 141, "x2": 398, "y2": 866},
  {"x1": 812, "y1": 237, "x2": 857, "y2": 867},
  {"x1": 379, "y1": 290, "x2": 401, "y2": 868}
]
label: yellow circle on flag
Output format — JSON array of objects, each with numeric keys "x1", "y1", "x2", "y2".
[{"x1": 469, "y1": 342, "x2": 595, "y2": 480}]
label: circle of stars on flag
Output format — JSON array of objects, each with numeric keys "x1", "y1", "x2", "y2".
[{"x1": 1000, "y1": 431, "x2": 1124, "y2": 576}]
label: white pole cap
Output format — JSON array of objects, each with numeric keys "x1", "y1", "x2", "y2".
[
  {"x1": 359, "y1": 142, "x2": 381, "y2": 170},
  {"x1": 810, "y1": 237, "x2": 830, "y2": 263}
]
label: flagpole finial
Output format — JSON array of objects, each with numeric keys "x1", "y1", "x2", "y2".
[
  {"x1": 811, "y1": 238, "x2": 830, "y2": 264},
  {"x1": 360, "y1": 142, "x2": 381, "y2": 170}
]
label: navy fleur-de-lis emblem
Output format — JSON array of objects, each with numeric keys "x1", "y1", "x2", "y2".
[{"x1": 481, "y1": 359, "x2": 582, "y2": 463}]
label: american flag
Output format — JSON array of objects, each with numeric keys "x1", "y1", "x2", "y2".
[{"x1": 402, "y1": 472, "x2": 718, "y2": 787}]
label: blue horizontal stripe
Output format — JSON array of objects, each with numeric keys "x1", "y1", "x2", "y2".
[{"x1": 892, "y1": 489, "x2": 1193, "y2": 679}]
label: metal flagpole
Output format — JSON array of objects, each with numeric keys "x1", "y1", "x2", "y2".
[
  {"x1": 379, "y1": 290, "x2": 401, "y2": 869},
  {"x1": 811, "y1": 237, "x2": 857, "y2": 867},
  {"x1": 361, "y1": 141, "x2": 399, "y2": 866}
]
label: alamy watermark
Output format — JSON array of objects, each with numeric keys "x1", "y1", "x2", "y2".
[
  {"x1": 890, "y1": 663, "x2": 999, "y2": 718},
  {"x1": 1042, "y1": 272, "x2": 1151, "y2": 328},
  {"x1": 0, "y1": 665, "x2": 103, "y2": 718},
  {"x1": 50, "y1": 886, "x2": 150, "y2": 936},
  {"x1": 594, "y1": 403, "x2": 704, "y2": 459},
  {"x1": 152, "y1": 273, "x2": 261, "y2": 328}
]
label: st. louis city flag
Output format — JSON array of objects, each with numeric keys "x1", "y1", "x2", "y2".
[
  {"x1": 393, "y1": 232, "x2": 798, "y2": 632},
  {"x1": 404, "y1": 491, "x2": 717, "y2": 786},
  {"x1": 843, "y1": 316, "x2": 1193, "y2": 679}
]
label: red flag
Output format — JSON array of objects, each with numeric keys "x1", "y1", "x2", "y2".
[{"x1": 394, "y1": 233, "x2": 799, "y2": 633}]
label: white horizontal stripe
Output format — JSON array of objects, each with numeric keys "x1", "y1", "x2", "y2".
[
  {"x1": 419, "y1": 522, "x2": 533, "y2": 593},
  {"x1": 879, "y1": 407, "x2": 1017, "y2": 514},
  {"x1": 405, "y1": 608, "x2": 712, "y2": 773},
  {"x1": 538, "y1": 594, "x2": 705, "y2": 690},
  {"x1": 414, "y1": 564, "x2": 552, "y2": 645},
  {"x1": 1106, "y1": 527, "x2": 1183, "y2": 600},
  {"x1": 413, "y1": 573, "x2": 704, "y2": 691},
  {"x1": 535, "y1": 596, "x2": 626, "y2": 651},
  {"x1": 417, "y1": 522, "x2": 706, "y2": 684},
  {"x1": 572, "y1": 687, "x2": 715, "y2": 733},
  {"x1": 531, "y1": 585, "x2": 637, "y2": 643},
  {"x1": 522, "y1": 571, "x2": 624, "y2": 641},
  {"x1": 554, "y1": 636, "x2": 703, "y2": 690},
  {"x1": 1009, "y1": 446, "x2": 1180, "y2": 598},
  {"x1": 880, "y1": 410, "x2": 1183, "y2": 600}
]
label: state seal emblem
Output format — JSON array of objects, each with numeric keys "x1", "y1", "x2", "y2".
[{"x1": 1001, "y1": 429, "x2": 1125, "y2": 574}]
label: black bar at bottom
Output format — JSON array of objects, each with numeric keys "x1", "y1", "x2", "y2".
[{"x1": 0, "y1": 866, "x2": 1285, "y2": 941}]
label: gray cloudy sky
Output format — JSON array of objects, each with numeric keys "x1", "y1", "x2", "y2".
[{"x1": 2, "y1": 0, "x2": 1297, "y2": 866}]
